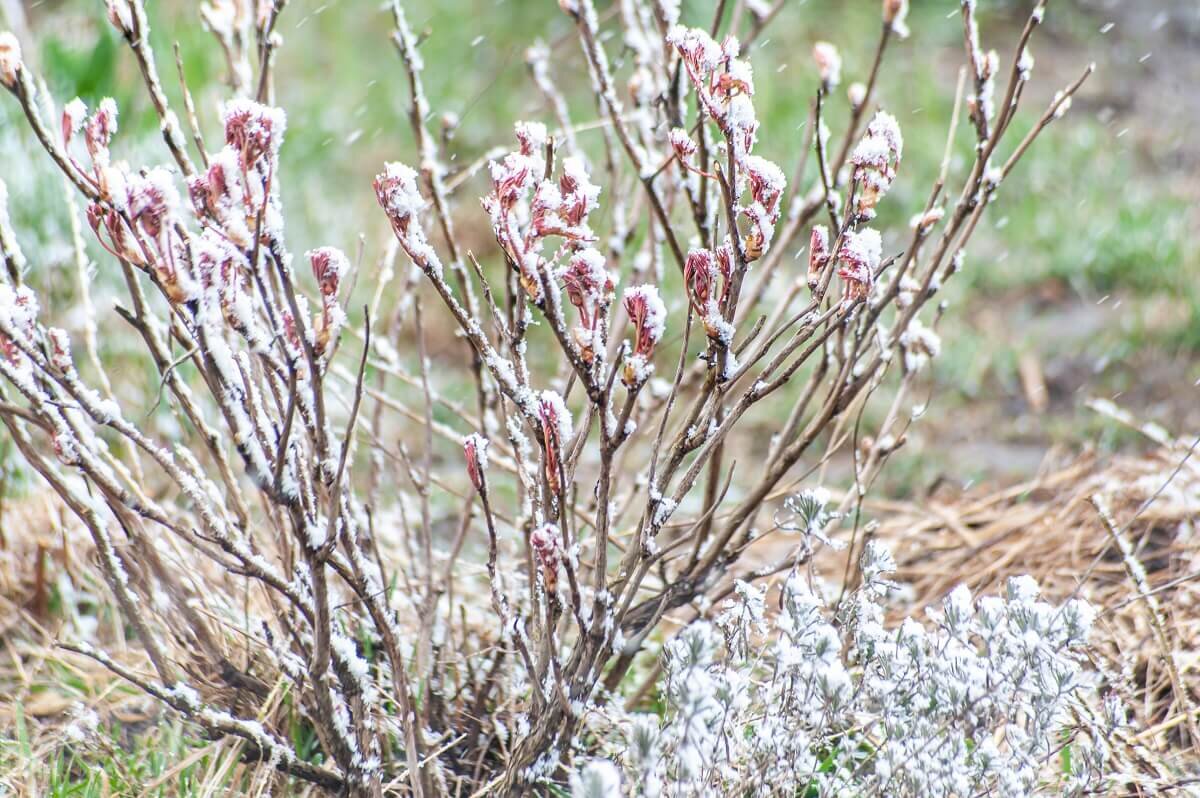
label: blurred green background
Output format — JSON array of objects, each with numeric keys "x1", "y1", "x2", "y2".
[{"x1": 2, "y1": 0, "x2": 1197, "y2": 494}]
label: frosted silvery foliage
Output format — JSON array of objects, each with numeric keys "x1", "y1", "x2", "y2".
[{"x1": 580, "y1": 543, "x2": 1117, "y2": 797}]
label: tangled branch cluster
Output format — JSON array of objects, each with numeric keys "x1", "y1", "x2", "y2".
[{"x1": 0, "y1": 0, "x2": 1097, "y2": 795}]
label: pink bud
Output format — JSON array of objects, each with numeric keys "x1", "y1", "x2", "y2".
[
  {"x1": 374, "y1": 162, "x2": 424, "y2": 236},
  {"x1": 562, "y1": 248, "x2": 613, "y2": 336},
  {"x1": 464, "y1": 433, "x2": 490, "y2": 493},
  {"x1": 684, "y1": 248, "x2": 718, "y2": 313},
  {"x1": 85, "y1": 98, "x2": 119, "y2": 162},
  {"x1": 623, "y1": 285, "x2": 666, "y2": 359},
  {"x1": 837, "y1": 228, "x2": 882, "y2": 302},
  {"x1": 668, "y1": 128, "x2": 698, "y2": 162},
  {"x1": 808, "y1": 225, "x2": 830, "y2": 289},
  {"x1": 62, "y1": 99, "x2": 87, "y2": 148},
  {"x1": 307, "y1": 247, "x2": 348, "y2": 298},
  {"x1": 812, "y1": 42, "x2": 841, "y2": 89},
  {"x1": 47, "y1": 328, "x2": 74, "y2": 373},
  {"x1": 530, "y1": 522, "x2": 562, "y2": 592},
  {"x1": 222, "y1": 98, "x2": 286, "y2": 172},
  {"x1": 537, "y1": 391, "x2": 573, "y2": 495},
  {"x1": 0, "y1": 32, "x2": 22, "y2": 88}
]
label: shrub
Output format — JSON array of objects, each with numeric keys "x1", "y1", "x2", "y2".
[
  {"x1": 0, "y1": 0, "x2": 1098, "y2": 794},
  {"x1": 580, "y1": 540, "x2": 1116, "y2": 796}
]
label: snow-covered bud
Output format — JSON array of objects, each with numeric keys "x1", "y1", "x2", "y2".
[
  {"x1": 127, "y1": 168, "x2": 179, "y2": 241},
  {"x1": 490, "y1": 153, "x2": 534, "y2": 214},
  {"x1": 307, "y1": 247, "x2": 349, "y2": 356},
  {"x1": 812, "y1": 42, "x2": 841, "y2": 90},
  {"x1": 538, "y1": 391, "x2": 573, "y2": 496},
  {"x1": 2, "y1": 285, "x2": 38, "y2": 337},
  {"x1": 530, "y1": 522, "x2": 562, "y2": 593},
  {"x1": 514, "y1": 120, "x2": 548, "y2": 157},
  {"x1": 622, "y1": 284, "x2": 666, "y2": 388},
  {"x1": 463, "y1": 433, "x2": 490, "y2": 494},
  {"x1": 683, "y1": 248, "x2": 719, "y2": 314},
  {"x1": 0, "y1": 285, "x2": 38, "y2": 370},
  {"x1": 62, "y1": 99, "x2": 88, "y2": 148},
  {"x1": 685, "y1": 247, "x2": 735, "y2": 345},
  {"x1": 666, "y1": 26, "x2": 722, "y2": 74},
  {"x1": 742, "y1": 155, "x2": 785, "y2": 219},
  {"x1": 86, "y1": 99, "x2": 119, "y2": 162},
  {"x1": 849, "y1": 111, "x2": 903, "y2": 219},
  {"x1": 374, "y1": 162, "x2": 424, "y2": 236},
  {"x1": 105, "y1": 0, "x2": 135, "y2": 35},
  {"x1": 741, "y1": 155, "x2": 786, "y2": 261},
  {"x1": 558, "y1": 156, "x2": 601, "y2": 231},
  {"x1": 883, "y1": 0, "x2": 910, "y2": 37},
  {"x1": 668, "y1": 127, "x2": 698, "y2": 162},
  {"x1": 899, "y1": 318, "x2": 941, "y2": 372},
  {"x1": 1017, "y1": 47, "x2": 1034, "y2": 82},
  {"x1": 847, "y1": 82, "x2": 867, "y2": 109},
  {"x1": 53, "y1": 433, "x2": 82, "y2": 467},
  {"x1": 308, "y1": 247, "x2": 348, "y2": 298},
  {"x1": 222, "y1": 98, "x2": 286, "y2": 172},
  {"x1": 0, "y1": 32, "x2": 22, "y2": 89},
  {"x1": 742, "y1": 206, "x2": 770, "y2": 262},
  {"x1": 807, "y1": 225, "x2": 830, "y2": 290},
  {"x1": 837, "y1": 228, "x2": 881, "y2": 302},
  {"x1": 562, "y1": 248, "x2": 615, "y2": 362},
  {"x1": 47, "y1": 328, "x2": 75, "y2": 374},
  {"x1": 910, "y1": 206, "x2": 945, "y2": 233}
]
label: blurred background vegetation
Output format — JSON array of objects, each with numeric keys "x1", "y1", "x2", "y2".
[{"x1": 2, "y1": 0, "x2": 1197, "y2": 495}]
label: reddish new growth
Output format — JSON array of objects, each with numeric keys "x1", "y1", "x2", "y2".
[
  {"x1": 667, "y1": 27, "x2": 755, "y2": 155},
  {"x1": 561, "y1": 248, "x2": 615, "y2": 363},
  {"x1": 484, "y1": 123, "x2": 602, "y2": 304},
  {"x1": 374, "y1": 162, "x2": 444, "y2": 280},
  {"x1": 60, "y1": 99, "x2": 193, "y2": 300},
  {"x1": 808, "y1": 225, "x2": 831, "y2": 290},
  {"x1": 837, "y1": 228, "x2": 882, "y2": 302},
  {"x1": 668, "y1": 127, "x2": 698, "y2": 162},
  {"x1": 222, "y1": 98, "x2": 285, "y2": 174},
  {"x1": 0, "y1": 32, "x2": 21, "y2": 88},
  {"x1": 621, "y1": 284, "x2": 667, "y2": 388},
  {"x1": 307, "y1": 246, "x2": 348, "y2": 356},
  {"x1": 850, "y1": 111, "x2": 903, "y2": 220},
  {"x1": 538, "y1": 391, "x2": 573, "y2": 496},
  {"x1": 82, "y1": 152, "x2": 194, "y2": 308},
  {"x1": 530, "y1": 523, "x2": 562, "y2": 594},
  {"x1": 668, "y1": 25, "x2": 786, "y2": 266},
  {"x1": 0, "y1": 285, "x2": 37, "y2": 372},
  {"x1": 684, "y1": 246, "x2": 735, "y2": 343},
  {"x1": 192, "y1": 231, "x2": 259, "y2": 346},
  {"x1": 46, "y1": 327, "x2": 74, "y2": 374},
  {"x1": 463, "y1": 433, "x2": 490, "y2": 494},
  {"x1": 741, "y1": 155, "x2": 786, "y2": 261},
  {"x1": 374, "y1": 162, "x2": 423, "y2": 236}
]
